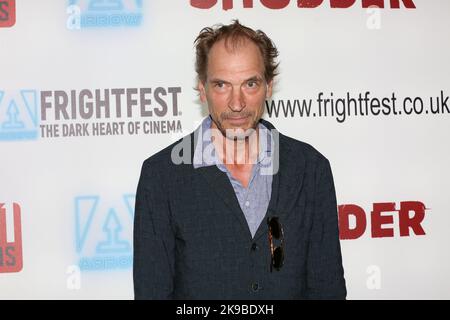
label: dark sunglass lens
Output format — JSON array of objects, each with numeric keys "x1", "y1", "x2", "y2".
[
  {"x1": 273, "y1": 247, "x2": 284, "y2": 269},
  {"x1": 269, "y1": 218, "x2": 281, "y2": 239}
]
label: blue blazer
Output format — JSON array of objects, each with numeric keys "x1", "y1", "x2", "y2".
[{"x1": 133, "y1": 119, "x2": 346, "y2": 299}]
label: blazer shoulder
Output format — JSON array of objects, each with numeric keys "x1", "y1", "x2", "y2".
[
  {"x1": 280, "y1": 133, "x2": 330, "y2": 165},
  {"x1": 140, "y1": 133, "x2": 194, "y2": 173}
]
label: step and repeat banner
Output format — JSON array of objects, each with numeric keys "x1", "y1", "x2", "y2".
[{"x1": 1, "y1": 0, "x2": 449, "y2": 299}]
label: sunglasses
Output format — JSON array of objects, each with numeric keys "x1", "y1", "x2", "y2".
[{"x1": 267, "y1": 216, "x2": 284, "y2": 272}]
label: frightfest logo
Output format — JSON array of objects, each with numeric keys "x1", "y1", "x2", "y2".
[{"x1": 0, "y1": 87, "x2": 183, "y2": 141}]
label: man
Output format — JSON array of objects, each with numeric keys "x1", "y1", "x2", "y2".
[{"x1": 133, "y1": 20, "x2": 346, "y2": 299}]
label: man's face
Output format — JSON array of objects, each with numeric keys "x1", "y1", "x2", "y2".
[{"x1": 198, "y1": 38, "x2": 273, "y2": 139}]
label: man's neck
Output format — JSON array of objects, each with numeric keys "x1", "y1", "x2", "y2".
[{"x1": 210, "y1": 123, "x2": 260, "y2": 167}]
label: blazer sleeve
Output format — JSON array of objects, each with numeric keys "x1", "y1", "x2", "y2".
[
  {"x1": 305, "y1": 157, "x2": 347, "y2": 299},
  {"x1": 133, "y1": 160, "x2": 175, "y2": 299}
]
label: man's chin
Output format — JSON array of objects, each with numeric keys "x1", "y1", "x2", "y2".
[{"x1": 222, "y1": 126, "x2": 258, "y2": 140}]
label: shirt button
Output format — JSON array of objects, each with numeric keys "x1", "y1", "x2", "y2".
[
  {"x1": 251, "y1": 283, "x2": 259, "y2": 291},
  {"x1": 245, "y1": 201, "x2": 250, "y2": 207},
  {"x1": 251, "y1": 243, "x2": 258, "y2": 251}
]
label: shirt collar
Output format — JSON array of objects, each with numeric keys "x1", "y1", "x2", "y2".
[{"x1": 193, "y1": 115, "x2": 273, "y2": 169}]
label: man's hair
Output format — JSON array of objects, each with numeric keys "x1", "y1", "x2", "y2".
[{"x1": 194, "y1": 20, "x2": 279, "y2": 84}]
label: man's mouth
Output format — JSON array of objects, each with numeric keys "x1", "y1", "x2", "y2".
[{"x1": 226, "y1": 115, "x2": 249, "y2": 125}]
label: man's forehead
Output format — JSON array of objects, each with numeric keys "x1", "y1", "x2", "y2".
[
  {"x1": 206, "y1": 68, "x2": 264, "y2": 83},
  {"x1": 206, "y1": 38, "x2": 265, "y2": 81}
]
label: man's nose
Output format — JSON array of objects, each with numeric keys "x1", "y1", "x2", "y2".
[{"x1": 228, "y1": 86, "x2": 245, "y2": 112}]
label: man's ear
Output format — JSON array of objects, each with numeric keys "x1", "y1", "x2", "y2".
[
  {"x1": 198, "y1": 80, "x2": 207, "y2": 103},
  {"x1": 266, "y1": 80, "x2": 274, "y2": 99}
]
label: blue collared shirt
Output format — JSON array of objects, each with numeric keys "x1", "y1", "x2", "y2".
[{"x1": 193, "y1": 116, "x2": 273, "y2": 238}]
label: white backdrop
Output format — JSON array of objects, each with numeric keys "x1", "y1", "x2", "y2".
[{"x1": 1, "y1": 0, "x2": 449, "y2": 299}]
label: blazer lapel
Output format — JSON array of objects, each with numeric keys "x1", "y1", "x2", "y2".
[
  {"x1": 252, "y1": 124, "x2": 307, "y2": 242},
  {"x1": 188, "y1": 119, "x2": 307, "y2": 242},
  {"x1": 190, "y1": 130, "x2": 253, "y2": 239},
  {"x1": 196, "y1": 166, "x2": 253, "y2": 238}
]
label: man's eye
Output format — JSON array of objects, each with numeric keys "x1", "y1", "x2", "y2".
[
  {"x1": 215, "y1": 82, "x2": 225, "y2": 88},
  {"x1": 247, "y1": 81, "x2": 258, "y2": 88}
]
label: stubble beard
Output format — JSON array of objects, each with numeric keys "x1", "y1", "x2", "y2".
[{"x1": 211, "y1": 110, "x2": 262, "y2": 141}]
